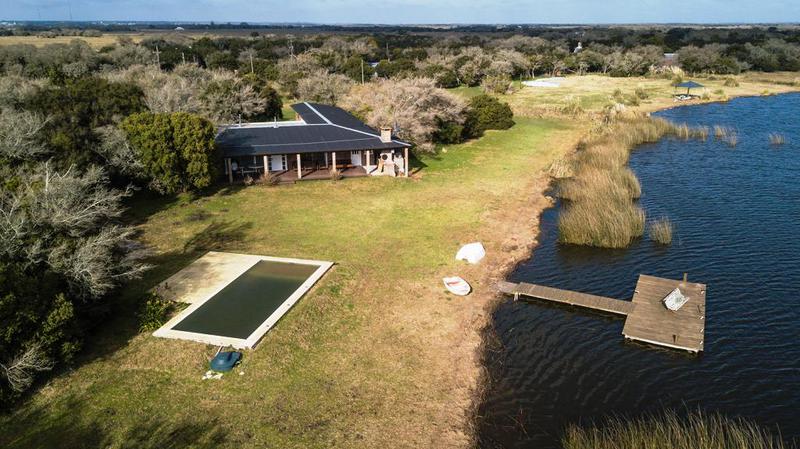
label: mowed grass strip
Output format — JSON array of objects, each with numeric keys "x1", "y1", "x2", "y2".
[{"x1": 0, "y1": 117, "x2": 574, "y2": 449}]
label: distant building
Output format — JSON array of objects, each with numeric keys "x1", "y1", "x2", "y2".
[
  {"x1": 175, "y1": 26, "x2": 185, "y2": 31},
  {"x1": 573, "y1": 41, "x2": 583, "y2": 54}
]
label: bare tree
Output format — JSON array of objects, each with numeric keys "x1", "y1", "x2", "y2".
[
  {"x1": 0, "y1": 109, "x2": 49, "y2": 160},
  {"x1": 297, "y1": 70, "x2": 354, "y2": 105},
  {"x1": 342, "y1": 78, "x2": 465, "y2": 152},
  {"x1": 0, "y1": 343, "x2": 53, "y2": 393}
]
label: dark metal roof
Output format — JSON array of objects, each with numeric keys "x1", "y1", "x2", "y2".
[
  {"x1": 676, "y1": 81, "x2": 704, "y2": 89},
  {"x1": 216, "y1": 102, "x2": 410, "y2": 157}
]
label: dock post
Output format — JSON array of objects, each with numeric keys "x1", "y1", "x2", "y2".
[{"x1": 683, "y1": 272, "x2": 688, "y2": 283}]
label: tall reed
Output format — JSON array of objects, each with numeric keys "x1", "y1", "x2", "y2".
[
  {"x1": 769, "y1": 133, "x2": 786, "y2": 146},
  {"x1": 556, "y1": 115, "x2": 705, "y2": 248},
  {"x1": 649, "y1": 217, "x2": 674, "y2": 245},
  {"x1": 563, "y1": 409, "x2": 787, "y2": 449}
]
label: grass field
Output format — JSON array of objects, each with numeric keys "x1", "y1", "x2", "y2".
[
  {"x1": 0, "y1": 117, "x2": 579, "y2": 448},
  {"x1": 0, "y1": 34, "x2": 143, "y2": 48},
  {"x1": 492, "y1": 73, "x2": 800, "y2": 116},
  {"x1": 2, "y1": 71, "x2": 797, "y2": 449}
]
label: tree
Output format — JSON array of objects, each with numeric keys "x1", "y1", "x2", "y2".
[
  {"x1": 342, "y1": 78, "x2": 466, "y2": 152},
  {"x1": 0, "y1": 163, "x2": 148, "y2": 402},
  {"x1": 463, "y1": 94, "x2": 515, "y2": 139},
  {"x1": 0, "y1": 109, "x2": 49, "y2": 161},
  {"x1": 23, "y1": 77, "x2": 146, "y2": 168},
  {"x1": 200, "y1": 71, "x2": 267, "y2": 124},
  {"x1": 296, "y1": 71, "x2": 354, "y2": 105},
  {"x1": 121, "y1": 112, "x2": 217, "y2": 194}
]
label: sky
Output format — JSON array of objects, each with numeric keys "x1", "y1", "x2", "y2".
[{"x1": 3, "y1": 0, "x2": 799, "y2": 24}]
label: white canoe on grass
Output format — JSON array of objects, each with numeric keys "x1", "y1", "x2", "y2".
[{"x1": 443, "y1": 276, "x2": 471, "y2": 296}]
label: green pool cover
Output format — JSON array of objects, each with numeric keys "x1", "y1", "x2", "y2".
[{"x1": 172, "y1": 260, "x2": 319, "y2": 339}]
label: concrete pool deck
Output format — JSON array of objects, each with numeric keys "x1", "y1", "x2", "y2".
[{"x1": 152, "y1": 251, "x2": 334, "y2": 348}]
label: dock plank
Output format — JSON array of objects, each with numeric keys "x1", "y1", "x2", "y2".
[
  {"x1": 622, "y1": 274, "x2": 707, "y2": 352},
  {"x1": 498, "y1": 274, "x2": 707, "y2": 353},
  {"x1": 500, "y1": 281, "x2": 634, "y2": 316}
]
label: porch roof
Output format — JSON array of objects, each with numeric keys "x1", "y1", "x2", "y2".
[{"x1": 216, "y1": 102, "x2": 411, "y2": 157}]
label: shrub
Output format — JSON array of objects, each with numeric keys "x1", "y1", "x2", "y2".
[
  {"x1": 723, "y1": 76, "x2": 740, "y2": 87},
  {"x1": 433, "y1": 119, "x2": 465, "y2": 144},
  {"x1": 329, "y1": 168, "x2": 342, "y2": 181},
  {"x1": 561, "y1": 95, "x2": 584, "y2": 116},
  {"x1": 137, "y1": 293, "x2": 175, "y2": 333},
  {"x1": 463, "y1": 94, "x2": 514, "y2": 138},
  {"x1": 649, "y1": 217, "x2": 674, "y2": 245},
  {"x1": 634, "y1": 87, "x2": 649, "y2": 99}
]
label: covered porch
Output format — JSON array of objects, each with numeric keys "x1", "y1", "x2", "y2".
[{"x1": 223, "y1": 148, "x2": 409, "y2": 184}]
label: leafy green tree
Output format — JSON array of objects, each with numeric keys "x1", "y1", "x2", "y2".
[
  {"x1": 121, "y1": 112, "x2": 217, "y2": 194},
  {"x1": 463, "y1": 94, "x2": 515, "y2": 139},
  {"x1": 24, "y1": 77, "x2": 146, "y2": 168},
  {"x1": 171, "y1": 112, "x2": 217, "y2": 190}
]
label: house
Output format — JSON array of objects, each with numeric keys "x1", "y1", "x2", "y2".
[{"x1": 215, "y1": 102, "x2": 412, "y2": 183}]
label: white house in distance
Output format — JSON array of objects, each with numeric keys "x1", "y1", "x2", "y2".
[{"x1": 215, "y1": 102, "x2": 412, "y2": 183}]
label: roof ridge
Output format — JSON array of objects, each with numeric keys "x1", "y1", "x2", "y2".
[{"x1": 302, "y1": 102, "x2": 333, "y2": 125}]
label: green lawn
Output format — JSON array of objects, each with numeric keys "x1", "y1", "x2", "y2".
[{"x1": 0, "y1": 117, "x2": 576, "y2": 449}]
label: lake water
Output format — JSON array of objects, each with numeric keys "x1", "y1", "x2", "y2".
[{"x1": 478, "y1": 93, "x2": 800, "y2": 448}]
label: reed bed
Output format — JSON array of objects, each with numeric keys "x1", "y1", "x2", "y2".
[
  {"x1": 769, "y1": 133, "x2": 786, "y2": 146},
  {"x1": 692, "y1": 126, "x2": 709, "y2": 141},
  {"x1": 556, "y1": 115, "x2": 704, "y2": 248},
  {"x1": 563, "y1": 409, "x2": 787, "y2": 449},
  {"x1": 649, "y1": 217, "x2": 674, "y2": 245},
  {"x1": 714, "y1": 126, "x2": 738, "y2": 147}
]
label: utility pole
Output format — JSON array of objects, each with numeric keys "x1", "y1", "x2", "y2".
[
  {"x1": 181, "y1": 52, "x2": 186, "y2": 65},
  {"x1": 249, "y1": 52, "x2": 254, "y2": 74},
  {"x1": 361, "y1": 59, "x2": 365, "y2": 84},
  {"x1": 154, "y1": 45, "x2": 161, "y2": 70},
  {"x1": 386, "y1": 42, "x2": 390, "y2": 62}
]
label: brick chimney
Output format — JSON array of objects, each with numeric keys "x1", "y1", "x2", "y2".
[{"x1": 380, "y1": 126, "x2": 392, "y2": 143}]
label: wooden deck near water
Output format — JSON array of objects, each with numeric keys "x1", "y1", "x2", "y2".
[{"x1": 498, "y1": 274, "x2": 707, "y2": 353}]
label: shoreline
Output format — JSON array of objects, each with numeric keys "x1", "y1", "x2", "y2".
[{"x1": 463, "y1": 84, "x2": 800, "y2": 446}]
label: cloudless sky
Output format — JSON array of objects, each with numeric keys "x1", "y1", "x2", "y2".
[{"x1": 3, "y1": 0, "x2": 799, "y2": 24}]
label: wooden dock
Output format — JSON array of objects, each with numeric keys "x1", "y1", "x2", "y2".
[{"x1": 498, "y1": 275, "x2": 707, "y2": 353}]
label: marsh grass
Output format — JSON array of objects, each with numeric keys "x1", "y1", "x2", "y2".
[
  {"x1": 563, "y1": 409, "x2": 787, "y2": 449},
  {"x1": 649, "y1": 217, "x2": 674, "y2": 245},
  {"x1": 556, "y1": 115, "x2": 704, "y2": 248},
  {"x1": 769, "y1": 133, "x2": 786, "y2": 146},
  {"x1": 726, "y1": 132, "x2": 739, "y2": 147},
  {"x1": 692, "y1": 126, "x2": 710, "y2": 141},
  {"x1": 714, "y1": 125, "x2": 730, "y2": 139}
]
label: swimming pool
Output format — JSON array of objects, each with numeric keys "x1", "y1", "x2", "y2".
[{"x1": 153, "y1": 252, "x2": 333, "y2": 348}]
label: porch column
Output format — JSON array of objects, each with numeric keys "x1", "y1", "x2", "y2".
[
  {"x1": 296, "y1": 154, "x2": 302, "y2": 179},
  {"x1": 225, "y1": 158, "x2": 232, "y2": 184},
  {"x1": 332, "y1": 152, "x2": 336, "y2": 170},
  {"x1": 324, "y1": 152, "x2": 328, "y2": 168},
  {"x1": 263, "y1": 155, "x2": 268, "y2": 174},
  {"x1": 366, "y1": 150, "x2": 371, "y2": 166},
  {"x1": 404, "y1": 148, "x2": 409, "y2": 178}
]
